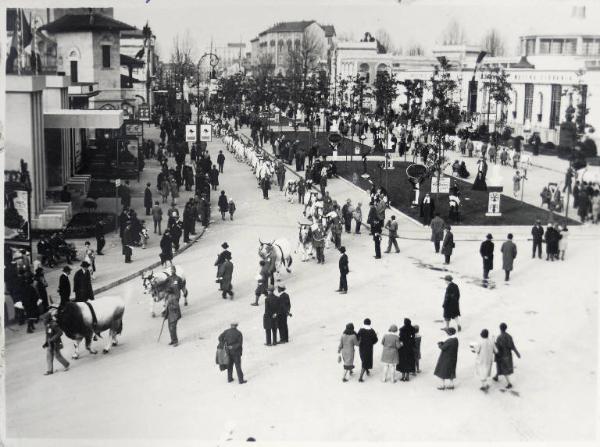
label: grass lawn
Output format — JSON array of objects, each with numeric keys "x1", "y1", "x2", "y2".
[{"x1": 335, "y1": 160, "x2": 579, "y2": 226}]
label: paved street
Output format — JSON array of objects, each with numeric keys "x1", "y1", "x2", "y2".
[{"x1": 5, "y1": 133, "x2": 598, "y2": 444}]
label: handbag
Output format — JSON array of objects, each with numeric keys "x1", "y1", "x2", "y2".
[{"x1": 216, "y1": 345, "x2": 230, "y2": 371}]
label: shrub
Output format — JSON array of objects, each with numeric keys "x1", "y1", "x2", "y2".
[{"x1": 581, "y1": 139, "x2": 598, "y2": 158}]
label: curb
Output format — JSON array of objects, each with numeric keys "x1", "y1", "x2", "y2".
[{"x1": 92, "y1": 225, "x2": 207, "y2": 296}]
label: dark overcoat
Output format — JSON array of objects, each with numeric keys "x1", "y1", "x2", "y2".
[
  {"x1": 443, "y1": 282, "x2": 460, "y2": 320},
  {"x1": 396, "y1": 324, "x2": 416, "y2": 373},
  {"x1": 441, "y1": 231, "x2": 454, "y2": 256},
  {"x1": 263, "y1": 293, "x2": 279, "y2": 330},
  {"x1": 217, "y1": 260, "x2": 233, "y2": 290},
  {"x1": 480, "y1": 240, "x2": 494, "y2": 270},
  {"x1": 434, "y1": 336, "x2": 459, "y2": 379},
  {"x1": 357, "y1": 327, "x2": 378, "y2": 369}
]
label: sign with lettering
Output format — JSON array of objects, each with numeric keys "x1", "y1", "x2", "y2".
[
  {"x1": 185, "y1": 124, "x2": 197, "y2": 142},
  {"x1": 200, "y1": 124, "x2": 212, "y2": 142},
  {"x1": 485, "y1": 191, "x2": 502, "y2": 216},
  {"x1": 431, "y1": 176, "x2": 450, "y2": 193}
]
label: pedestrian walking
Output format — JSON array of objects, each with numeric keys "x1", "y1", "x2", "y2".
[
  {"x1": 353, "y1": 202, "x2": 363, "y2": 234},
  {"x1": 162, "y1": 291, "x2": 181, "y2": 347},
  {"x1": 413, "y1": 324, "x2": 422, "y2": 373},
  {"x1": 493, "y1": 323, "x2": 521, "y2": 389},
  {"x1": 442, "y1": 275, "x2": 461, "y2": 332},
  {"x1": 57, "y1": 266, "x2": 71, "y2": 307},
  {"x1": 441, "y1": 225, "x2": 454, "y2": 264},
  {"x1": 73, "y1": 261, "x2": 94, "y2": 302},
  {"x1": 357, "y1": 318, "x2": 378, "y2": 382},
  {"x1": 531, "y1": 219, "x2": 544, "y2": 259},
  {"x1": 558, "y1": 225, "x2": 568, "y2": 260},
  {"x1": 21, "y1": 275, "x2": 40, "y2": 333},
  {"x1": 384, "y1": 215, "x2": 400, "y2": 253},
  {"x1": 331, "y1": 217, "x2": 343, "y2": 249},
  {"x1": 33, "y1": 268, "x2": 49, "y2": 313},
  {"x1": 42, "y1": 313, "x2": 70, "y2": 375},
  {"x1": 261, "y1": 175, "x2": 271, "y2": 200},
  {"x1": 218, "y1": 191, "x2": 229, "y2": 220},
  {"x1": 214, "y1": 242, "x2": 232, "y2": 271},
  {"x1": 500, "y1": 233, "x2": 517, "y2": 281},
  {"x1": 122, "y1": 223, "x2": 133, "y2": 263},
  {"x1": 159, "y1": 231, "x2": 173, "y2": 266},
  {"x1": 341, "y1": 199, "x2": 353, "y2": 233},
  {"x1": 471, "y1": 329, "x2": 497, "y2": 391},
  {"x1": 430, "y1": 213, "x2": 445, "y2": 253},
  {"x1": 119, "y1": 180, "x2": 131, "y2": 208},
  {"x1": 217, "y1": 257, "x2": 234, "y2": 300},
  {"x1": 95, "y1": 219, "x2": 105, "y2": 255},
  {"x1": 218, "y1": 322, "x2": 246, "y2": 384},
  {"x1": 312, "y1": 222, "x2": 325, "y2": 264},
  {"x1": 480, "y1": 233, "x2": 494, "y2": 280},
  {"x1": 297, "y1": 179, "x2": 306, "y2": 205},
  {"x1": 397, "y1": 318, "x2": 416, "y2": 381},
  {"x1": 252, "y1": 260, "x2": 269, "y2": 306},
  {"x1": 217, "y1": 150, "x2": 225, "y2": 173},
  {"x1": 263, "y1": 285, "x2": 280, "y2": 345},
  {"x1": 512, "y1": 171, "x2": 523, "y2": 198},
  {"x1": 161, "y1": 178, "x2": 170, "y2": 203},
  {"x1": 144, "y1": 183, "x2": 153, "y2": 215},
  {"x1": 338, "y1": 323, "x2": 359, "y2": 382},
  {"x1": 372, "y1": 218, "x2": 383, "y2": 259},
  {"x1": 228, "y1": 198, "x2": 236, "y2": 220},
  {"x1": 434, "y1": 327, "x2": 458, "y2": 390},
  {"x1": 277, "y1": 284, "x2": 291, "y2": 343},
  {"x1": 381, "y1": 324, "x2": 401, "y2": 383},
  {"x1": 210, "y1": 165, "x2": 220, "y2": 191},
  {"x1": 336, "y1": 246, "x2": 349, "y2": 293}
]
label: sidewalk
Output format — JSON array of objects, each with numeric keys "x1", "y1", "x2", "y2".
[{"x1": 238, "y1": 127, "x2": 599, "y2": 242}]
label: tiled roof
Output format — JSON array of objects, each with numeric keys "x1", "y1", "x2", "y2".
[
  {"x1": 259, "y1": 21, "x2": 315, "y2": 36},
  {"x1": 40, "y1": 12, "x2": 136, "y2": 33}
]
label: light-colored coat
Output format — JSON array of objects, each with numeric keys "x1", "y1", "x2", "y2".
[
  {"x1": 381, "y1": 332, "x2": 401, "y2": 364},
  {"x1": 501, "y1": 240, "x2": 517, "y2": 271},
  {"x1": 338, "y1": 333, "x2": 359, "y2": 367},
  {"x1": 430, "y1": 216, "x2": 445, "y2": 242},
  {"x1": 474, "y1": 337, "x2": 497, "y2": 381}
]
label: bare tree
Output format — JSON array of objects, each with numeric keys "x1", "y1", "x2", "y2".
[
  {"x1": 286, "y1": 28, "x2": 324, "y2": 106},
  {"x1": 170, "y1": 30, "x2": 196, "y2": 68},
  {"x1": 375, "y1": 28, "x2": 396, "y2": 54},
  {"x1": 406, "y1": 44, "x2": 425, "y2": 56},
  {"x1": 482, "y1": 28, "x2": 505, "y2": 57},
  {"x1": 439, "y1": 19, "x2": 467, "y2": 45}
]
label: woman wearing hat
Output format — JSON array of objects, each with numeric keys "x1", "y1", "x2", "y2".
[
  {"x1": 381, "y1": 325, "x2": 402, "y2": 383},
  {"x1": 338, "y1": 323, "x2": 359, "y2": 382},
  {"x1": 33, "y1": 267, "x2": 50, "y2": 314},
  {"x1": 480, "y1": 233, "x2": 495, "y2": 280},
  {"x1": 434, "y1": 327, "x2": 459, "y2": 390}
]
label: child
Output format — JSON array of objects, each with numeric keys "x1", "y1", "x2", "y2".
[
  {"x1": 140, "y1": 222, "x2": 149, "y2": 249},
  {"x1": 228, "y1": 198, "x2": 236, "y2": 221},
  {"x1": 413, "y1": 324, "x2": 422, "y2": 374},
  {"x1": 83, "y1": 241, "x2": 96, "y2": 279}
]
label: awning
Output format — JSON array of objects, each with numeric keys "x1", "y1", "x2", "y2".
[{"x1": 44, "y1": 109, "x2": 124, "y2": 129}]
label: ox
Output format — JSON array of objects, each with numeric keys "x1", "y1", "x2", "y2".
[
  {"x1": 258, "y1": 238, "x2": 293, "y2": 281},
  {"x1": 142, "y1": 265, "x2": 189, "y2": 317}
]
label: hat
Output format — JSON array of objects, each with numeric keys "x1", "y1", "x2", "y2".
[
  {"x1": 81, "y1": 261, "x2": 90, "y2": 268},
  {"x1": 444, "y1": 274, "x2": 453, "y2": 281},
  {"x1": 389, "y1": 324, "x2": 398, "y2": 332},
  {"x1": 63, "y1": 266, "x2": 72, "y2": 273},
  {"x1": 447, "y1": 327, "x2": 457, "y2": 335},
  {"x1": 339, "y1": 246, "x2": 346, "y2": 253},
  {"x1": 364, "y1": 318, "x2": 371, "y2": 326},
  {"x1": 267, "y1": 285, "x2": 275, "y2": 291},
  {"x1": 221, "y1": 242, "x2": 229, "y2": 249},
  {"x1": 277, "y1": 284, "x2": 286, "y2": 290},
  {"x1": 231, "y1": 321, "x2": 239, "y2": 327},
  {"x1": 486, "y1": 233, "x2": 493, "y2": 240}
]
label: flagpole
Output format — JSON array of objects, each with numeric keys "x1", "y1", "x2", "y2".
[{"x1": 17, "y1": 9, "x2": 22, "y2": 75}]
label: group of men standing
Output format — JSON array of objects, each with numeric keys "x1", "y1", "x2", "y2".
[{"x1": 263, "y1": 284, "x2": 292, "y2": 346}]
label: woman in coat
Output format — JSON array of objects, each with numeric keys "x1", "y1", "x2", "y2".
[
  {"x1": 434, "y1": 327, "x2": 459, "y2": 390},
  {"x1": 441, "y1": 225, "x2": 454, "y2": 264},
  {"x1": 558, "y1": 225, "x2": 568, "y2": 260},
  {"x1": 218, "y1": 191, "x2": 229, "y2": 220},
  {"x1": 472, "y1": 329, "x2": 497, "y2": 391},
  {"x1": 33, "y1": 267, "x2": 50, "y2": 313},
  {"x1": 170, "y1": 179, "x2": 179, "y2": 204},
  {"x1": 396, "y1": 318, "x2": 416, "y2": 381},
  {"x1": 381, "y1": 324, "x2": 402, "y2": 383},
  {"x1": 544, "y1": 223, "x2": 560, "y2": 261},
  {"x1": 500, "y1": 233, "x2": 517, "y2": 281},
  {"x1": 160, "y1": 178, "x2": 170, "y2": 203},
  {"x1": 357, "y1": 318, "x2": 378, "y2": 382},
  {"x1": 338, "y1": 323, "x2": 359, "y2": 382},
  {"x1": 493, "y1": 322, "x2": 521, "y2": 389}
]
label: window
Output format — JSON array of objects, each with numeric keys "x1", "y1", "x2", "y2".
[
  {"x1": 564, "y1": 39, "x2": 576, "y2": 55},
  {"x1": 70, "y1": 60, "x2": 78, "y2": 83},
  {"x1": 550, "y1": 84, "x2": 562, "y2": 129},
  {"x1": 538, "y1": 92, "x2": 543, "y2": 121},
  {"x1": 550, "y1": 39, "x2": 563, "y2": 55},
  {"x1": 583, "y1": 38, "x2": 600, "y2": 56},
  {"x1": 525, "y1": 39, "x2": 536, "y2": 55},
  {"x1": 102, "y1": 45, "x2": 111, "y2": 68},
  {"x1": 540, "y1": 39, "x2": 551, "y2": 54},
  {"x1": 524, "y1": 83, "x2": 534, "y2": 122}
]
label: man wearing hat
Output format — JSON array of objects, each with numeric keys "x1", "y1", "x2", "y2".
[
  {"x1": 263, "y1": 285, "x2": 280, "y2": 346},
  {"x1": 531, "y1": 220, "x2": 544, "y2": 259},
  {"x1": 58, "y1": 265, "x2": 72, "y2": 307},
  {"x1": 215, "y1": 243, "x2": 232, "y2": 273},
  {"x1": 73, "y1": 261, "x2": 94, "y2": 302},
  {"x1": 337, "y1": 246, "x2": 349, "y2": 293},
  {"x1": 218, "y1": 322, "x2": 246, "y2": 383},
  {"x1": 42, "y1": 312, "x2": 70, "y2": 375},
  {"x1": 442, "y1": 275, "x2": 461, "y2": 332},
  {"x1": 277, "y1": 284, "x2": 291, "y2": 343},
  {"x1": 480, "y1": 234, "x2": 495, "y2": 280}
]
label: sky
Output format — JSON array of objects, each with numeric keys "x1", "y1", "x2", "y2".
[{"x1": 12, "y1": 0, "x2": 600, "y2": 59}]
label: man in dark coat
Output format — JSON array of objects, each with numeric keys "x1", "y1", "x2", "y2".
[
  {"x1": 434, "y1": 327, "x2": 459, "y2": 390},
  {"x1": 73, "y1": 262, "x2": 94, "y2": 302},
  {"x1": 214, "y1": 242, "x2": 232, "y2": 273},
  {"x1": 544, "y1": 223, "x2": 560, "y2": 261},
  {"x1": 144, "y1": 183, "x2": 153, "y2": 215},
  {"x1": 57, "y1": 266, "x2": 72, "y2": 307},
  {"x1": 441, "y1": 225, "x2": 454, "y2": 265},
  {"x1": 209, "y1": 165, "x2": 219, "y2": 191},
  {"x1": 119, "y1": 181, "x2": 131, "y2": 208},
  {"x1": 162, "y1": 282, "x2": 182, "y2": 347},
  {"x1": 276, "y1": 284, "x2": 291, "y2": 343},
  {"x1": 336, "y1": 246, "x2": 349, "y2": 293},
  {"x1": 420, "y1": 193, "x2": 435, "y2": 226},
  {"x1": 263, "y1": 285, "x2": 280, "y2": 346},
  {"x1": 217, "y1": 258, "x2": 234, "y2": 300},
  {"x1": 218, "y1": 322, "x2": 246, "y2": 384},
  {"x1": 160, "y1": 232, "x2": 173, "y2": 266},
  {"x1": 531, "y1": 219, "x2": 544, "y2": 259},
  {"x1": 493, "y1": 322, "x2": 521, "y2": 389},
  {"x1": 442, "y1": 275, "x2": 460, "y2": 332},
  {"x1": 261, "y1": 175, "x2": 271, "y2": 200},
  {"x1": 397, "y1": 318, "x2": 416, "y2": 381},
  {"x1": 170, "y1": 221, "x2": 182, "y2": 251},
  {"x1": 341, "y1": 199, "x2": 353, "y2": 233},
  {"x1": 122, "y1": 223, "x2": 133, "y2": 263},
  {"x1": 357, "y1": 318, "x2": 378, "y2": 382},
  {"x1": 217, "y1": 150, "x2": 226, "y2": 173},
  {"x1": 371, "y1": 218, "x2": 383, "y2": 259},
  {"x1": 480, "y1": 233, "x2": 495, "y2": 280}
]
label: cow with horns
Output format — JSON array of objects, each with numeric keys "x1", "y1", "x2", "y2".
[
  {"x1": 258, "y1": 238, "x2": 293, "y2": 282},
  {"x1": 51, "y1": 296, "x2": 125, "y2": 359},
  {"x1": 142, "y1": 265, "x2": 189, "y2": 317}
]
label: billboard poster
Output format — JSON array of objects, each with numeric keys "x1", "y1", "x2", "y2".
[{"x1": 5, "y1": 189, "x2": 30, "y2": 242}]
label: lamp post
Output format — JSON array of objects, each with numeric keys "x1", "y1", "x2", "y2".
[{"x1": 196, "y1": 52, "x2": 220, "y2": 151}]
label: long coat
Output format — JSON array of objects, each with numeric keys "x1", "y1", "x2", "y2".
[
  {"x1": 263, "y1": 293, "x2": 279, "y2": 330},
  {"x1": 430, "y1": 216, "x2": 445, "y2": 242},
  {"x1": 218, "y1": 327, "x2": 243, "y2": 356},
  {"x1": 443, "y1": 282, "x2": 460, "y2": 320},
  {"x1": 73, "y1": 269, "x2": 94, "y2": 302},
  {"x1": 217, "y1": 260, "x2": 233, "y2": 291},
  {"x1": 474, "y1": 338, "x2": 497, "y2": 381},
  {"x1": 396, "y1": 324, "x2": 416, "y2": 373},
  {"x1": 480, "y1": 240, "x2": 494, "y2": 270},
  {"x1": 163, "y1": 293, "x2": 181, "y2": 323},
  {"x1": 338, "y1": 333, "x2": 359, "y2": 369},
  {"x1": 357, "y1": 327, "x2": 378, "y2": 369},
  {"x1": 434, "y1": 336, "x2": 459, "y2": 380},
  {"x1": 381, "y1": 333, "x2": 401, "y2": 364},
  {"x1": 144, "y1": 187, "x2": 153, "y2": 209},
  {"x1": 441, "y1": 230, "x2": 454, "y2": 256},
  {"x1": 501, "y1": 240, "x2": 517, "y2": 271},
  {"x1": 495, "y1": 332, "x2": 517, "y2": 376}
]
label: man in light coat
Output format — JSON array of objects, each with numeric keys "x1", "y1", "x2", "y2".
[
  {"x1": 430, "y1": 213, "x2": 445, "y2": 253},
  {"x1": 500, "y1": 233, "x2": 517, "y2": 281}
]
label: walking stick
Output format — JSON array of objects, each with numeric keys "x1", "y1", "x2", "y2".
[{"x1": 157, "y1": 317, "x2": 167, "y2": 343}]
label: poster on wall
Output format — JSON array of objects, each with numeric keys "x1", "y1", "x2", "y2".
[{"x1": 4, "y1": 189, "x2": 30, "y2": 242}]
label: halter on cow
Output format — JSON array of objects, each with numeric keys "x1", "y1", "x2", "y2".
[
  {"x1": 142, "y1": 265, "x2": 188, "y2": 317},
  {"x1": 258, "y1": 238, "x2": 293, "y2": 281},
  {"x1": 295, "y1": 224, "x2": 314, "y2": 262}
]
